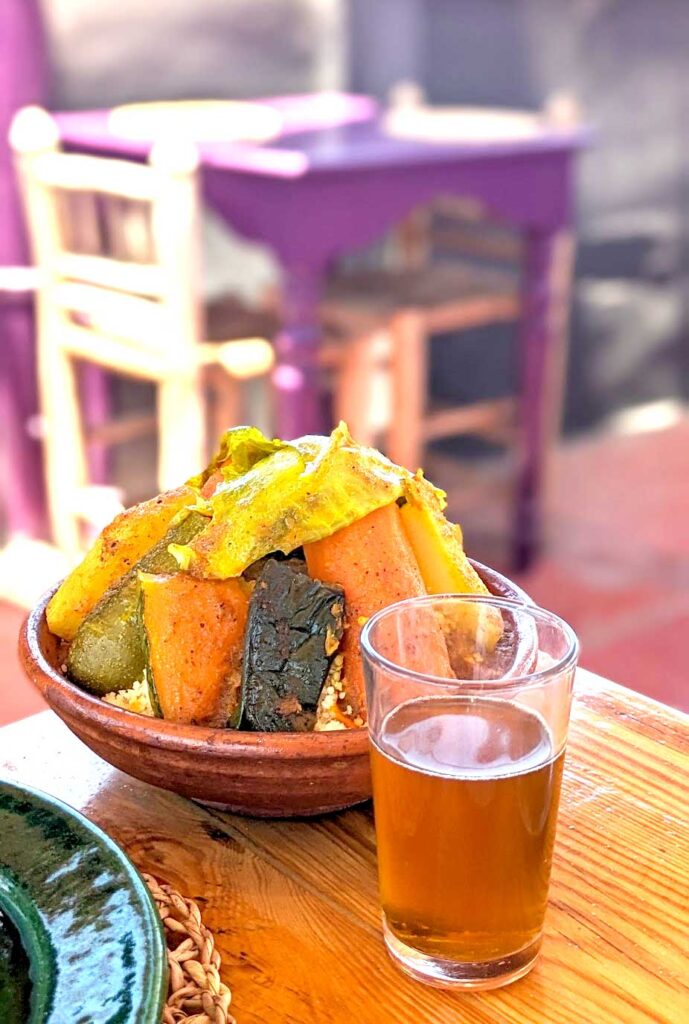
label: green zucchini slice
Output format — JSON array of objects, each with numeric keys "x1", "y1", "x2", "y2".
[{"x1": 67, "y1": 511, "x2": 207, "y2": 695}]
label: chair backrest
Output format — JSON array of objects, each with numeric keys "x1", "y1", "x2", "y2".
[
  {"x1": 10, "y1": 106, "x2": 204, "y2": 369},
  {"x1": 391, "y1": 198, "x2": 522, "y2": 273}
]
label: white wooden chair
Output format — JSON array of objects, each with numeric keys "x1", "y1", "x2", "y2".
[{"x1": 10, "y1": 106, "x2": 273, "y2": 555}]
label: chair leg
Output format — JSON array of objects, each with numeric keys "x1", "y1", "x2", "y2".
[
  {"x1": 156, "y1": 371, "x2": 206, "y2": 490},
  {"x1": 334, "y1": 329, "x2": 389, "y2": 448},
  {"x1": 38, "y1": 325, "x2": 88, "y2": 555},
  {"x1": 204, "y1": 364, "x2": 241, "y2": 454},
  {"x1": 386, "y1": 310, "x2": 427, "y2": 470}
]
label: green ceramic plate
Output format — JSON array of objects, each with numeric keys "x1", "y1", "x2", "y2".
[{"x1": 0, "y1": 780, "x2": 167, "y2": 1023}]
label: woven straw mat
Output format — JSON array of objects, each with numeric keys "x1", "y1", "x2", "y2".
[{"x1": 143, "y1": 873, "x2": 236, "y2": 1024}]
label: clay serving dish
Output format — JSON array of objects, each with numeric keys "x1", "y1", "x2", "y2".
[{"x1": 20, "y1": 561, "x2": 533, "y2": 818}]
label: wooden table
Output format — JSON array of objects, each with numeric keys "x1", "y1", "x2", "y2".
[{"x1": 1, "y1": 669, "x2": 686, "y2": 1023}]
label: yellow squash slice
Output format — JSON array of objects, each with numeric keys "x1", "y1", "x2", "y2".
[
  {"x1": 399, "y1": 473, "x2": 503, "y2": 656},
  {"x1": 46, "y1": 485, "x2": 195, "y2": 640}
]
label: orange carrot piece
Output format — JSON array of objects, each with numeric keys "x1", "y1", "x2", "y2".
[
  {"x1": 141, "y1": 572, "x2": 249, "y2": 726},
  {"x1": 200, "y1": 469, "x2": 224, "y2": 499},
  {"x1": 305, "y1": 503, "x2": 451, "y2": 722}
]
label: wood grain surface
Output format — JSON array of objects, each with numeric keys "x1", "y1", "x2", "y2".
[{"x1": 1, "y1": 669, "x2": 687, "y2": 1023}]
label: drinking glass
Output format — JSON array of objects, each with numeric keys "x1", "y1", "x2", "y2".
[{"x1": 361, "y1": 595, "x2": 578, "y2": 990}]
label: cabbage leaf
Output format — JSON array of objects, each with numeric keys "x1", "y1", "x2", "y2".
[
  {"x1": 174, "y1": 423, "x2": 410, "y2": 578},
  {"x1": 187, "y1": 424, "x2": 287, "y2": 490}
]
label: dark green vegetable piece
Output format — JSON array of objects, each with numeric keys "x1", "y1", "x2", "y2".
[
  {"x1": 135, "y1": 586, "x2": 162, "y2": 718},
  {"x1": 242, "y1": 549, "x2": 307, "y2": 582},
  {"x1": 66, "y1": 576, "x2": 144, "y2": 696},
  {"x1": 67, "y1": 511, "x2": 207, "y2": 695},
  {"x1": 145, "y1": 667, "x2": 163, "y2": 718},
  {"x1": 242, "y1": 559, "x2": 345, "y2": 731},
  {"x1": 0, "y1": 912, "x2": 31, "y2": 1024}
]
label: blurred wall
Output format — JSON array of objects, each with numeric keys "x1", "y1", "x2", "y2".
[
  {"x1": 45, "y1": 0, "x2": 346, "y2": 106},
  {"x1": 42, "y1": 0, "x2": 689, "y2": 434},
  {"x1": 350, "y1": 0, "x2": 689, "y2": 433},
  {"x1": 43, "y1": 0, "x2": 347, "y2": 303}
]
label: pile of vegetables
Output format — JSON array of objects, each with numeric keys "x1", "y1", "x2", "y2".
[{"x1": 48, "y1": 423, "x2": 496, "y2": 731}]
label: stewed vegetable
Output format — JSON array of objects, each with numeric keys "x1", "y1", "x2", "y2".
[
  {"x1": 67, "y1": 511, "x2": 207, "y2": 695},
  {"x1": 141, "y1": 571, "x2": 249, "y2": 726},
  {"x1": 49, "y1": 424, "x2": 496, "y2": 730},
  {"x1": 242, "y1": 559, "x2": 345, "y2": 731}
]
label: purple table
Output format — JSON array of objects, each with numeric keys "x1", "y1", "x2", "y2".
[{"x1": 56, "y1": 100, "x2": 588, "y2": 565}]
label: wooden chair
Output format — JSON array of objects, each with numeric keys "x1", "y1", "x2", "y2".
[
  {"x1": 323, "y1": 205, "x2": 522, "y2": 468},
  {"x1": 326, "y1": 96, "x2": 579, "y2": 568},
  {"x1": 10, "y1": 106, "x2": 273, "y2": 555}
]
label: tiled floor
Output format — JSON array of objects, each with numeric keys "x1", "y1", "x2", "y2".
[
  {"x1": 0, "y1": 601, "x2": 46, "y2": 725},
  {"x1": 1, "y1": 419, "x2": 688, "y2": 727},
  {"x1": 454, "y1": 420, "x2": 689, "y2": 714}
]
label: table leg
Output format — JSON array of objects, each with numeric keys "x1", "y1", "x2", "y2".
[
  {"x1": 273, "y1": 263, "x2": 327, "y2": 438},
  {"x1": 514, "y1": 228, "x2": 575, "y2": 570}
]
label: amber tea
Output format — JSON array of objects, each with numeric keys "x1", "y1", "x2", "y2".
[
  {"x1": 371, "y1": 697, "x2": 564, "y2": 968},
  {"x1": 362, "y1": 594, "x2": 577, "y2": 988}
]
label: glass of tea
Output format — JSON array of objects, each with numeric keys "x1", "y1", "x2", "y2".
[{"x1": 361, "y1": 594, "x2": 578, "y2": 990}]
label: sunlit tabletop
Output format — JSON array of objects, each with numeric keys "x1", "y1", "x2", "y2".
[{"x1": 0, "y1": 668, "x2": 686, "y2": 1023}]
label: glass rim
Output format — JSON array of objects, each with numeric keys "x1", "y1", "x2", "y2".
[{"x1": 360, "y1": 594, "x2": 579, "y2": 691}]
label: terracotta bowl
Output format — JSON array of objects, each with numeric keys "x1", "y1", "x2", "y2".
[{"x1": 19, "y1": 561, "x2": 532, "y2": 818}]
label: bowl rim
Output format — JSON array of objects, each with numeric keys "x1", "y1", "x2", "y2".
[{"x1": 20, "y1": 559, "x2": 530, "y2": 760}]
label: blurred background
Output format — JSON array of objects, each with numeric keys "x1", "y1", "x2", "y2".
[{"x1": 1, "y1": 0, "x2": 688, "y2": 723}]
